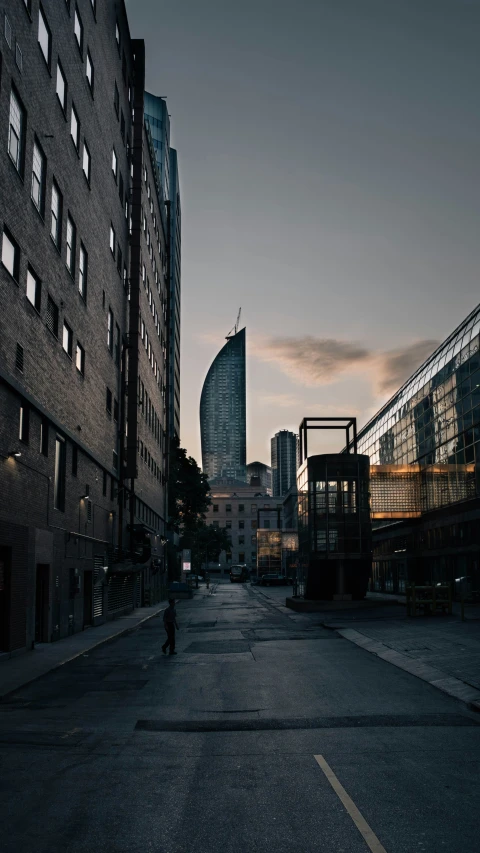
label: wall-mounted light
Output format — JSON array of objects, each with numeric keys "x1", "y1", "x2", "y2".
[
  {"x1": 10, "y1": 451, "x2": 22, "y2": 458},
  {"x1": 80, "y1": 494, "x2": 90, "y2": 501}
]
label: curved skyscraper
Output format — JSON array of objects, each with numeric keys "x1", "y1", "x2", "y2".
[{"x1": 200, "y1": 328, "x2": 246, "y2": 481}]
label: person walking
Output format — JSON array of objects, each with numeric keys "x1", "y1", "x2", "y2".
[{"x1": 162, "y1": 597, "x2": 179, "y2": 655}]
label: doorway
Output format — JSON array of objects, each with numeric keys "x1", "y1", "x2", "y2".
[
  {"x1": 35, "y1": 564, "x2": 50, "y2": 643},
  {"x1": 83, "y1": 570, "x2": 93, "y2": 628},
  {"x1": 0, "y1": 548, "x2": 11, "y2": 652}
]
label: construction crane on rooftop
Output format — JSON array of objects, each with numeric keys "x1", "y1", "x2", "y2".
[{"x1": 226, "y1": 308, "x2": 242, "y2": 339}]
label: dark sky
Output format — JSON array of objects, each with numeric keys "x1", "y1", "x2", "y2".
[{"x1": 128, "y1": 0, "x2": 480, "y2": 462}]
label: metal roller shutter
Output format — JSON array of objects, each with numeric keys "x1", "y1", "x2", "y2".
[
  {"x1": 107, "y1": 574, "x2": 135, "y2": 613},
  {"x1": 93, "y1": 556, "x2": 105, "y2": 619}
]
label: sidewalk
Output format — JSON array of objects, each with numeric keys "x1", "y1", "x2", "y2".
[
  {"x1": 330, "y1": 614, "x2": 480, "y2": 712},
  {"x1": 0, "y1": 602, "x2": 167, "y2": 699}
]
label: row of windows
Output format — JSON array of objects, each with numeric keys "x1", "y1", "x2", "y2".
[
  {"x1": 138, "y1": 439, "x2": 163, "y2": 483},
  {"x1": 6, "y1": 85, "x2": 90, "y2": 300},
  {"x1": 135, "y1": 497, "x2": 163, "y2": 534},
  {"x1": 2, "y1": 226, "x2": 86, "y2": 375},
  {"x1": 15, "y1": 399, "x2": 117, "y2": 513},
  {"x1": 212, "y1": 503, "x2": 279, "y2": 513},
  {"x1": 36, "y1": 3, "x2": 95, "y2": 93},
  {"x1": 138, "y1": 378, "x2": 163, "y2": 447}
]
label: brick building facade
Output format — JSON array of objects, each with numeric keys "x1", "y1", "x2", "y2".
[{"x1": 0, "y1": 1, "x2": 177, "y2": 654}]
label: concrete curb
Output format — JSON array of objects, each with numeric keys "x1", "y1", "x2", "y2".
[
  {"x1": 0, "y1": 603, "x2": 167, "y2": 700},
  {"x1": 337, "y1": 627, "x2": 480, "y2": 714}
]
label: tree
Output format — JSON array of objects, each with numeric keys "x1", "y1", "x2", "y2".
[
  {"x1": 181, "y1": 523, "x2": 231, "y2": 572},
  {"x1": 167, "y1": 438, "x2": 211, "y2": 579},
  {"x1": 168, "y1": 437, "x2": 210, "y2": 534}
]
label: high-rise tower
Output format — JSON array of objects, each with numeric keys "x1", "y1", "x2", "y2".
[
  {"x1": 200, "y1": 328, "x2": 246, "y2": 481},
  {"x1": 271, "y1": 430, "x2": 298, "y2": 497}
]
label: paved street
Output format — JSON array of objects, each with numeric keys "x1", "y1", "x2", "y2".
[{"x1": 1, "y1": 581, "x2": 479, "y2": 853}]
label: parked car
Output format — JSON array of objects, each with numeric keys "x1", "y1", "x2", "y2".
[
  {"x1": 259, "y1": 573, "x2": 288, "y2": 586},
  {"x1": 189, "y1": 574, "x2": 205, "y2": 583}
]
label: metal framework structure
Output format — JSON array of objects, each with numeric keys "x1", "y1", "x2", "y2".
[{"x1": 298, "y1": 417, "x2": 358, "y2": 465}]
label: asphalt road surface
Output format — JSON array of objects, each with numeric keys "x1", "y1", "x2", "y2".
[{"x1": 1, "y1": 581, "x2": 479, "y2": 853}]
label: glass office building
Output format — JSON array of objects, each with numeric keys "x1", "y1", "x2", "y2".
[
  {"x1": 200, "y1": 328, "x2": 246, "y2": 482},
  {"x1": 356, "y1": 303, "x2": 480, "y2": 596}
]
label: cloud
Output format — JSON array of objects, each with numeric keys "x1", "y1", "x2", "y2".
[
  {"x1": 252, "y1": 336, "x2": 371, "y2": 386},
  {"x1": 257, "y1": 392, "x2": 302, "y2": 408},
  {"x1": 252, "y1": 335, "x2": 439, "y2": 394},
  {"x1": 375, "y1": 340, "x2": 439, "y2": 392}
]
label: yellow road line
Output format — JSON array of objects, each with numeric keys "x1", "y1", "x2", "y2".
[{"x1": 314, "y1": 755, "x2": 387, "y2": 853}]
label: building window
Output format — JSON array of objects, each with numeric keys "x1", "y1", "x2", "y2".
[
  {"x1": 66, "y1": 214, "x2": 76, "y2": 274},
  {"x1": 251, "y1": 520, "x2": 257, "y2": 530},
  {"x1": 107, "y1": 308, "x2": 113, "y2": 352},
  {"x1": 46, "y1": 295, "x2": 59, "y2": 337},
  {"x1": 40, "y1": 417, "x2": 49, "y2": 456},
  {"x1": 78, "y1": 243, "x2": 87, "y2": 300},
  {"x1": 90, "y1": 0, "x2": 96, "y2": 16},
  {"x1": 239, "y1": 504, "x2": 244, "y2": 512},
  {"x1": 86, "y1": 50, "x2": 94, "y2": 93},
  {"x1": 31, "y1": 139, "x2": 46, "y2": 214},
  {"x1": 16, "y1": 43, "x2": 23, "y2": 71},
  {"x1": 115, "y1": 20, "x2": 120, "y2": 51},
  {"x1": 238, "y1": 553, "x2": 245, "y2": 563},
  {"x1": 226, "y1": 504, "x2": 232, "y2": 513},
  {"x1": 16, "y1": 343, "x2": 24, "y2": 373},
  {"x1": 239, "y1": 536, "x2": 245, "y2": 544},
  {"x1": 119, "y1": 172, "x2": 124, "y2": 204},
  {"x1": 213, "y1": 504, "x2": 219, "y2": 512},
  {"x1": 19, "y1": 403, "x2": 30, "y2": 444},
  {"x1": 239, "y1": 520, "x2": 244, "y2": 529},
  {"x1": 226, "y1": 520, "x2": 232, "y2": 529},
  {"x1": 38, "y1": 5, "x2": 51, "y2": 68},
  {"x1": 106, "y1": 387, "x2": 112, "y2": 414},
  {"x1": 114, "y1": 81, "x2": 119, "y2": 116},
  {"x1": 111, "y1": 147, "x2": 117, "y2": 181},
  {"x1": 74, "y1": 6, "x2": 83, "y2": 53},
  {"x1": 120, "y1": 111, "x2": 125, "y2": 141},
  {"x1": 82, "y1": 141, "x2": 91, "y2": 183},
  {"x1": 54, "y1": 436, "x2": 66, "y2": 511},
  {"x1": 55, "y1": 63, "x2": 67, "y2": 115},
  {"x1": 71, "y1": 444, "x2": 78, "y2": 477},
  {"x1": 4, "y1": 14, "x2": 12, "y2": 47},
  {"x1": 117, "y1": 244, "x2": 122, "y2": 275},
  {"x1": 103, "y1": 470, "x2": 107, "y2": 496},
  {"x1": 8, "y1": 88, "x2": 25, "y2": 175},
  {"x1": 50, "y1": 181, "x2": 62, "y2": 247},
  {"x1": 76, "y1": 342, "x2": 85, "y2": 374},
  {"x1": 264, "y1": 520, "x2": 270, "y2": 529},
  {"x1": 113, "y1": 398, "x2": 119, "y2": 422},
  {"x1": 251, "y1": 504, "x2": 257, "y2": 513},
  {"x1": 26, "y1": 267, "x2": 41, "y2": 311},
  {"x1": 70, "y1": 104, "x2": 79, "y2": 150},
  {"x1": 115, "y1": 323, "x2": 121, "y2": 366},
  {"x1": 62, "y1": 321, "x2": 73, "y2": 357},
  {"x1": 109, "y1": 224, "x2": 115, "y2": 255},
  {"x1": 112, "y1": 450, "x2": 118, "y2": 471},
  {"x1": 1, "y1": 227, "x2": 20, "y2": 281}
]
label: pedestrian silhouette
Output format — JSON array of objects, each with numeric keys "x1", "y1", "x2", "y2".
[{"x1": 162, "y1": 598, "x2": 179, "y2": 655}]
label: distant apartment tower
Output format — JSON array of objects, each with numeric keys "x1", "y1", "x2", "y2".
[
  {"x1": 271, "y1": 430, "x2": 298, "y2": 497},
  {"x1": 200, "y1": 328, "x2": 246, "y2": 481},
  {"x1": 247, "y1": 461, "x2": 272, "y2": 495},
  {"x1": 144, "y1": 94, "x2": 181, "y2": 441}
]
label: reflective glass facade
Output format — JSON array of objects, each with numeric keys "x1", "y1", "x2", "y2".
[
  {"x1": 200, "y1": 328, "x2": 246, "y2": 481},
  {"x1": 357, "y1": 304, "x2": 480, "y2": 510}
]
